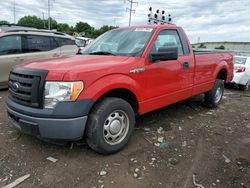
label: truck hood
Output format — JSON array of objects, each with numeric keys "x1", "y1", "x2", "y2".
[{"x1": 20, "y1": 55, "x2": 130, "y2": 72}]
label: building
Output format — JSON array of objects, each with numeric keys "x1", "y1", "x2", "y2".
[{"x1": 192, "y1": 42, "x2": 250, "y2": 56}]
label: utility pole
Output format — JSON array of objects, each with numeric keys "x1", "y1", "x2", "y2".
[
  {"x1": 48, "y1": 0, "x2": 50, "y2": 30},
  {"x1": 126, "y1": 0, "x2": 138, "y2": 26},
  {"x1": 42, "y1": 12, "x2": 45, "y2": 28},
  {"x1": 13, "y1": 0, "x2": 16, "y2": 24}
]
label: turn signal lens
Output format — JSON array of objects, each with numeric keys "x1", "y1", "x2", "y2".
[{"x1": 72, "y1": 82, "x2": 84, "y2": 101}]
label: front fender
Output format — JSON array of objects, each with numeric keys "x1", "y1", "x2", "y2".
[{"x1": 79, "y1": 74, "x2": 142, "y2": 101}]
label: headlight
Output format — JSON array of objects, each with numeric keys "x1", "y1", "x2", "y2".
[{"x1": 44, "y1": 81, "x2": 84, "y2": 109}]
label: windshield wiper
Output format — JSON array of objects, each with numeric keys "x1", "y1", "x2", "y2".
[{"x1": 88, "y1": 51, "x2": 117, "y2": 56}]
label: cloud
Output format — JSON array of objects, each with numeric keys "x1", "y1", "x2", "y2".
[{"x1": 0, "y1": 0, "x2": 249, "y2": 43}]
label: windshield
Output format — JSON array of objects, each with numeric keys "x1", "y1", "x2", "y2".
[
  {"x1": 82, "y1": 28, "x2": 154, "y2": 57},
  {"x1": 234, "y1": 56, "x2": 247, "y2": 65}
]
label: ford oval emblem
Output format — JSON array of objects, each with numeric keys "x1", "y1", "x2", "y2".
[{"x1": 12, "y1": 82, "x2": 20, "y2": 92}]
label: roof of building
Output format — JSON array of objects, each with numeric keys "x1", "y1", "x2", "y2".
[{"x1": 193, "y1": 41, "x2": 250, "y2": 45}]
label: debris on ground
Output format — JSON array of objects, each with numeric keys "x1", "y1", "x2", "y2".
[
  {"x1": 206, "y1": 111, "x2": 214, "y2": 115},
  {"x1": 192, "y1": 174, "x2": 205, "y2": 188},
  {"x1": 157, "y1": 127, "x2": 164, "y2": 134},
  {"x1": 143, "y1": 127, "x2": 151, "y2": 132},
  {"x1": 159, "y1": 142, "x2": 170, "y2": 149},
  {"x1": 46, "y1": 157, "x2": 58, "y2": 163},
  {"x1": 143, "y1": 135, "x2": 153, "y2": 144},
  {"x1": 178, "y1": 126, "x2": 182, "y2": 131},
  {"x1": 99, "y1": 170, "x2": 107, "y2": 176},
  {"x1": 154, "y1": 143, "x2": 160, "y2": 147},
  {"x1": 222, "y1": 155, "x2": 231, "y2": 163},
  {"x1": 182, "y1": 141, "x2": 187, "y2": 147},
  {"x1": 3, "y1": 174, "x2": 30, "y2": 188},
  {"x1": 168, "y1": 158, "x2": 179, "y2": 165},
  {"x1": 70, "y1": 143, "x2": 74, "y2": 149},
  {"x1": 157, "y1": 136, "x2": 164, "y2": 143}
]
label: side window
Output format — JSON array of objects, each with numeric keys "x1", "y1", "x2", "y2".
[
  {"x1": 178, "y1": 29, "x2": 190, "y2": 55},
  {"x1": 0, "y1": 35, "x2": 22, "y2": 55},
  {"x1": 55, "y1": 37, "x2": 75, "y2": 46},
  {"x1": 152, "y1": 30, "x2": 184, "y2": 56},
  {"x1": 50, "y1": 37, "x2": 59, "y2": 50},
  {"x1": 23, "y1": 35, "x2": 51, "y2": 52}
]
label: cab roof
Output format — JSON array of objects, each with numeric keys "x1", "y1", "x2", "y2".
[{"x1": 117, "y1": 24, "x2": 182, "y2": 30}]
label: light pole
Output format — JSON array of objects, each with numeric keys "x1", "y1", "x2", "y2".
[
  {"x1": 13, "y1": 0, "x2": 16, "y2": 24},
  {"x1": 48, "y1": 0, "x2": 51, "y2": 30},
  {"x1": 126, "y1": 0, "x2": 138, "y2": 26}
]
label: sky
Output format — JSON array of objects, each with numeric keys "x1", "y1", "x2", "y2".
[{"x1": 0, "y1": 0, "x2": 250, "y2": 43}]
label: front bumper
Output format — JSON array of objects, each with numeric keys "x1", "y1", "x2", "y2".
[{"x1": 6, "y1": 97, "x2": 94, "y2": 141}]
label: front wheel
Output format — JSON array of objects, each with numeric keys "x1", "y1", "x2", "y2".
[
  {"x1": 204, "y1": 79, "x2": 224, "y2": 108},
  {"x1": 86, "y1": 97, "x2": 135, "y2": 154}
]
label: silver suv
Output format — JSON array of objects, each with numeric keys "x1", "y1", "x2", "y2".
[{"x1": 0, "y1": 25, "x2": 79, "y2": 89}]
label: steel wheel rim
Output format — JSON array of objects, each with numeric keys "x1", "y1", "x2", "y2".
[
  {"x1": 103, "y1": 110, "x2": 129, "y2": 145},
  {"x1": 215, "y1": 87, "x2": 223, "y2": 103}
]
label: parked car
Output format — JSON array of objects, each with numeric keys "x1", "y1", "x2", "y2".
[
  {"x1": 75, "y1": 36, "x2": 93, "y2": 54},
  {"x1": 6, "y1": 24, "x2": 233, "y2": 154},
  {"x1": 231, "y1": 55, "x2": 250, "y2": 90},
  {"x1": 0, "y1": 26, "x2": 79, "y2": 89}
]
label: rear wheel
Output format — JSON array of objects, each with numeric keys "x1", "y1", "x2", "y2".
[
  {"x1": 239, "y1": 80, "x2": 250, "y2": 91},
  {"x1": 86, "y1": 97, "x2": 135, "y2": 154},
  {"x1": 204, "y1": 79, "x2": 224, "y2": 108}
]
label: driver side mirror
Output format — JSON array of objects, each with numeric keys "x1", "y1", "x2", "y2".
[{"x1": 149, "y1": 46, "x2": 178, "y2": 62}]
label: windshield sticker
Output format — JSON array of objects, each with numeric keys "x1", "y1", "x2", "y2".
[{"x1": 135, "y1": 28, "x2": 153, "y2": 32}]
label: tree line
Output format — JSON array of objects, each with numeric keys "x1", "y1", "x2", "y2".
[{"x1": 0, "y1": 16, "x2": 117, "y2": 38}]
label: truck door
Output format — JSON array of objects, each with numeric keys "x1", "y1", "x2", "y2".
[{"x1": 142, "y1": 29, "x2": 194, "y2": 112}]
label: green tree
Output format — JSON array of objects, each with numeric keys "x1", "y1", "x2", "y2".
[
  {"x1": 18, "y1": 16, "x2": 57, "y2": 30},
  {"x1": 49, "y1": 18, "x2": 58, "y2": 30},
  {"x1": 18, "y1": 16, "x2": 44, "y2": 28},
  {"x1": 198, "y1": 43, "x2": 207, "y2": 48},
  {"x1": 75, "y1": 22, "x2": 92, "y2": 33},
  {"x1": 16, "y1": 15, "x2": 117, "y2": 38},
  {"x1": 57, "y1": 23, "x2": 71, "y2": 34},
  {"x1": 215, "y1": 45, "x2": 225, "y2": 50},
  {"x1": 0, "y1": 20, "x2": 10, "y2": 24}
]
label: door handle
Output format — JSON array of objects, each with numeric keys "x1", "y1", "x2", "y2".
[
  {"x1": 53, "y1": 53, "x2": 59, "y2": 57},
  {"x1": 15, "y1": 57, "x2": 25, "y2": 61},
  {"x1": 182, "y1": 62, "x2": 189, "y2": 70}
]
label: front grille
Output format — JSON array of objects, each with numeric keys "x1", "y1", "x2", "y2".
[{"x1": 8, "y1": 67, "x2": 48, "y2": 108}]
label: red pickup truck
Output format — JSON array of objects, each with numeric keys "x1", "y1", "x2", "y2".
[{"x1": 6, "y1": 24, "x2": 233, "y2": 154}]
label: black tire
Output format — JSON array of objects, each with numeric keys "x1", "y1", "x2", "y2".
[
  {"x1": 204, "y1": 79, "x2": 224, "y2": 108},
  {"x1": 85, "y1": 97, "x2": 135, "y2": 154},
  {"x1": 239, "y1": 80, "x2": 250, "y2": 91}
]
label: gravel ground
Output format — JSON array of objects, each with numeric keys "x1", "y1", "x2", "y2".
[{"x1": 0, "y1": 88, "x2": 249, "y2": 188}]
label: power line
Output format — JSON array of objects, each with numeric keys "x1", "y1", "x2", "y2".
[{"x1": 126, "y1": 0, "x2": 138, "y2": 26}]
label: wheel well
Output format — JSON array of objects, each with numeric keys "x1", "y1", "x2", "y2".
[
  {"x1": 217, "y1": 69, "x2": 227, "y2": 81},
  {"x1": 97, "y1": 88, "x2": 139, "y2": 115}
]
